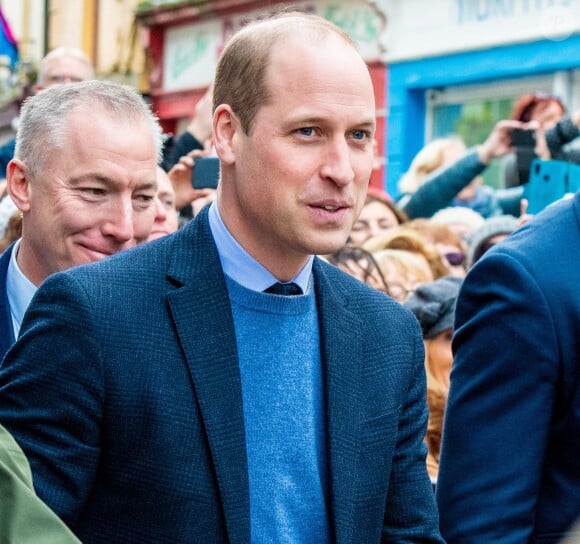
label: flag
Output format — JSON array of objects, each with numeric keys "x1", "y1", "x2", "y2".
[{"x1": 0, "y1": 6, "x2": 18, "y2": 68}]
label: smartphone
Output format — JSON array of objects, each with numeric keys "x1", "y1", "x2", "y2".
[
  {"x1": 191, "y1": 156, "x2": 220, "y2": 189},
  {"x1": 567, "y1": 163, "x2": 580, "y2": 194},
  {"x1": 510, "y1": 128, "x2": 537, "y2": 184},
  {"x1": 510, "y1": 128, "x2": 536, "y2": 148},
  {"x1": 524, "y1": 159, "x2": 568, "y2": 214}
]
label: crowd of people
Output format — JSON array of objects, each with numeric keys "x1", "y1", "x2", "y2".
[{"x1": 0, "y1": 10, "x2": 578, "y2": 544}]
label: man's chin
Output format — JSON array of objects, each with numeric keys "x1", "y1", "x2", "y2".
[
  {"x1": 311, "y1": 233, "x2": 351, "y2": 257},
  {"x1": 73, "y1": 248, "x2": 113, "y2": 265}
]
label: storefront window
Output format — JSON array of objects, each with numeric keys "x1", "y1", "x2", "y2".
[{"x1": 427, "y1": 75, "x2": 559, "y2": 188}]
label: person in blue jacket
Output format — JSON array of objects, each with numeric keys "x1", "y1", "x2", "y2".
[{"x1": 437, "y1": 193, "x2": 580, "y2": 543}]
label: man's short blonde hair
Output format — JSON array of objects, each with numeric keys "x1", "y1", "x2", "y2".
[{"x1": 213, "y1": 11, "x2": 355, "y2": 135}]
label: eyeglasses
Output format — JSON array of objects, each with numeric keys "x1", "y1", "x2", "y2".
[
  {"x1": 444, "y1": 252, "x2": 466, "y2": 267},
  {"x1": 327, "y1": 245, "x2": 389, "y2": 292}
]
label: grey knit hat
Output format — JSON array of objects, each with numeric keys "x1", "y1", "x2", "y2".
[
  {"x1": 467, "y1": 215, "x2": 518, "y2": 269},
  {"x1": 404, "y1": 276, "x2": 462, "y2": 339}
]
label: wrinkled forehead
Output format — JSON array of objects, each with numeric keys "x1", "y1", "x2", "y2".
[{"x1": 42, "y1": 56, "x2": 92, "y2": 82}]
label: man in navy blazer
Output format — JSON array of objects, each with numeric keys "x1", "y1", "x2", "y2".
[
  {"x1": 0, "y1": 80, "x2": 161, "y2": 361},
  {"x1": 437, "y1": 192, "x2": 580, "y2": 542},
  {"x1": 0, "y1": 244, "x2": 15, "y2": 357},
  {"x1": 0, "y1": 13, "x2": 443, "y2": 544}
]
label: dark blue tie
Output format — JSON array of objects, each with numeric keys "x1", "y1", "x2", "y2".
[{"x1": 264, "y1": 282, "x2": 303, "y2": 296}]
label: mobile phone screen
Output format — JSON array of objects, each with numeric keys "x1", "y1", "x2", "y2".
[
  {"x1": 191, "y1": 157, "x2": 220, "y2": 189},
  {"x1": 524, "y1": 159, "x2": 567, "y2": 214},
  {"x1": 510, "y1": 128, "x2": 535, "y2": 148}
]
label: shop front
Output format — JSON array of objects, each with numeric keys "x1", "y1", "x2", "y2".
[{"x1": 136, "y1": 0, "x2": 389, "y2": 188}]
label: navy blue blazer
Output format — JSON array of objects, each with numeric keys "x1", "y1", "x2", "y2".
[
  {"x1": 437, "y1": 192, "x2": 580, "y2": 543},
  {"x1": 0, "y1": 209, "x2": 443, "y2": 544},
  {"x1": 0, "y1": 243, "x2": 15, "y2": 359}
]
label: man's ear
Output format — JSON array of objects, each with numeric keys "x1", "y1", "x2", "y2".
[
  {"x1": 6, "y1": 159, "x2": 32, "y2": 213},
  {"x1": 213, "y1": 104, "x2": 239, "y2": 166}
]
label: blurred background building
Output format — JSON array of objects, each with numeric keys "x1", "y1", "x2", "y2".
[{"x1": 2, "y1": 0, "x2": 580, "y2": 195}]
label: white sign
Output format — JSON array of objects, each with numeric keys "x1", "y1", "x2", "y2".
[
  {"x1": 163, "y1": 0, "x2": 388, "y2": 92},
  {"x1": 380, "y1": 0, "x2": 580, "y2": 62}
]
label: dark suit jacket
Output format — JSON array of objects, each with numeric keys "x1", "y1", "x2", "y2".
[
  {"x1": 0, "y1": 209, "x2": 443, "y2": 544},
  {"x1": 0, "y1": 243, "x2": 15, "y2": 359},
  {"x1": 437, "y1": 192, "x2": 580, "y2": 543}
]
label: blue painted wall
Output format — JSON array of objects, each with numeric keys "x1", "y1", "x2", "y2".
[{"x1": 386, "y1": 34, "x2": 580, "y2": 197}]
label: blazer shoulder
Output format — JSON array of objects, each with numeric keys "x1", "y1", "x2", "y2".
[{"x1": 314, "y1": 257, "x2": 419, "y2": 332}]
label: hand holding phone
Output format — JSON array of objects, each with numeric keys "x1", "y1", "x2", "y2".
[
  {"x1": 191, "y1": 157, "x2": 220, "y2": 189},
  {"x1": 509, "y1": 128, "x2": 536, "y2": 148},
  {"x1": 510, "y1": 128, "x2": 537, "y2": 184}
]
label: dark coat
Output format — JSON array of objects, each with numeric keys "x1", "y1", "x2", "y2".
[
  {"x1": 437, "y1": 192, "x2": 580, "y2": 542},
  {"x1": 0, "y1": 209, "x2": 443, "y2": 543},
  {"x1": 0, "y1": 243, "x2": 15, "y2": 359}
]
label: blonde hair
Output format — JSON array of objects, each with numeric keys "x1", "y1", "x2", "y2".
[
  {"x1": 372, "y1": 249, "x2": 434, "y2": 301},
  {"x1": 363, "y1": 226, "x2": 449, "y2": 279},
  {"x1": 406, "y1": 218, "x2": 465, "y2": 249},
  {"x1": 430, "y1": 206, "x2": 485, "y2": 233},
  {"x1": 398, "y1": 137, "x2": 466, "y2": 194},
  {"x1": 0, "y1": 209, "x2": 22, "y2": 253}
]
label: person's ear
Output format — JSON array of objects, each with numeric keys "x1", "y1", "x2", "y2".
[
  {"x1": 213, "y1": 104, "x2": 239, "y2": 166},
  {"x1": 6, "y1": 159, "x2": 32, "y2": 213}
]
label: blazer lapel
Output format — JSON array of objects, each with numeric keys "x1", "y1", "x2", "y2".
[
  {"x1": 0, "y1": 244, "x2": 15, "y2": 357},
  {"x1": 166, "y1": 213, "x2": 250, "y2": 544},
  {"x1": 314, "y1": 261, "x2": 364, "y2": 544}
]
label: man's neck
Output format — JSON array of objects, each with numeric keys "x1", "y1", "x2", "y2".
[
  {"x1": 217, "y1": 201, "x2": 309, "y2": 282},
  {"x1": 15, "y1": 240, "x2": 46, "y2": 287}
]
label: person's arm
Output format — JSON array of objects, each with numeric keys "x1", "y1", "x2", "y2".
[
  {"x1": 544, "y1": 114, "x2": 580, "y2": 162},
  {"x1": 401, "y1": 120, "x2": 519, "y2": 219},
  {"x1": 401, "y1": 149, "x2": 486, "y2": 219},
  {"x1": 382, "y1": 329, "x2": 445, "y2": 543},
  {"x1": 0, "y1": 273, "x2": 104, "y2": 528},
  {"x1": 437, "y1": 250, "x2": 557, "y2": 543},
  {"x1": 166, "y1": 131, "x2": 204, "y2": 170},
  {"x1": 0, "y1": 425, "x2": 82, "y2": 543},
  {"x1": 167, "y1": 152, "x2": 217, "y2": 212}
]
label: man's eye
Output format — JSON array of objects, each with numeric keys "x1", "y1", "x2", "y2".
[
  {"x1": 352, "y1": 130, "x2": 369, "y2": 141},
  {"x1": 298, "y1": 127, "x2": 314, "y2": 136},
  {"x1": 82, "y1": 188, "x2": 105, "y2": 197}
]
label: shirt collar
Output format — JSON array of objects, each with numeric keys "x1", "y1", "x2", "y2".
[
  {"x1": 208, "y1": 201, "x2": 313, "y2": 293},
  {"x1": 6, "y1": 239, "x2": 37, "y2": 338}
]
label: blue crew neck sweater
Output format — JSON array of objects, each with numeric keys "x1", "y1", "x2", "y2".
[{"x1": 226, "y1": 276, "x2": 330, "y2": 544}]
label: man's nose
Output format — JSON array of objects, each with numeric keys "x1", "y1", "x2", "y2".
[
  {"x1": 154, "y1": 197, "x2": 168, "y2": 222},
  {"x1": 368, "y1": 220, "x2": 382, "y2": 240},
  {"x1": 101, "y1": 198, "x2": 135, "y2": 243},
  {"x1": 319, "y1": 138, "x2": 355, "y2": 186}
]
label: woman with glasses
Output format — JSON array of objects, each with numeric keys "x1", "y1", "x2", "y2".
[{"x1": 406, "y1": 218, "x2": 469, "y2": 278}]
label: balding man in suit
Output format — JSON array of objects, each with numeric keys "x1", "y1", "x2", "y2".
[{"x1": 0, "y1": 13, "x2": 443, "y2": 543}]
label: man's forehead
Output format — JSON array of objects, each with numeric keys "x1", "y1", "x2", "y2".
[{"x1": 44, "y1": 57, "x2": 90, "y2": 76}]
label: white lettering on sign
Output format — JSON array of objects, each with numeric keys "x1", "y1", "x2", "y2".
[
  {"x1": 455, "y1": 0, "x2": 571, "y2": 24},
  {"x1": 382, "y1": 0, "x2": 579, "y2": 62},
  {"x1": 163, "y1": 0, "x2": 387, "y2": 91}
]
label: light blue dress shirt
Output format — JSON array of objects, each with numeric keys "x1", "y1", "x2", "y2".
[
  {"x1": 208, "y1": 201, "x2": 313, "y2": 293},
  {"x1": 6, "y1": 240, "x2": 36, "y2": 338}
]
